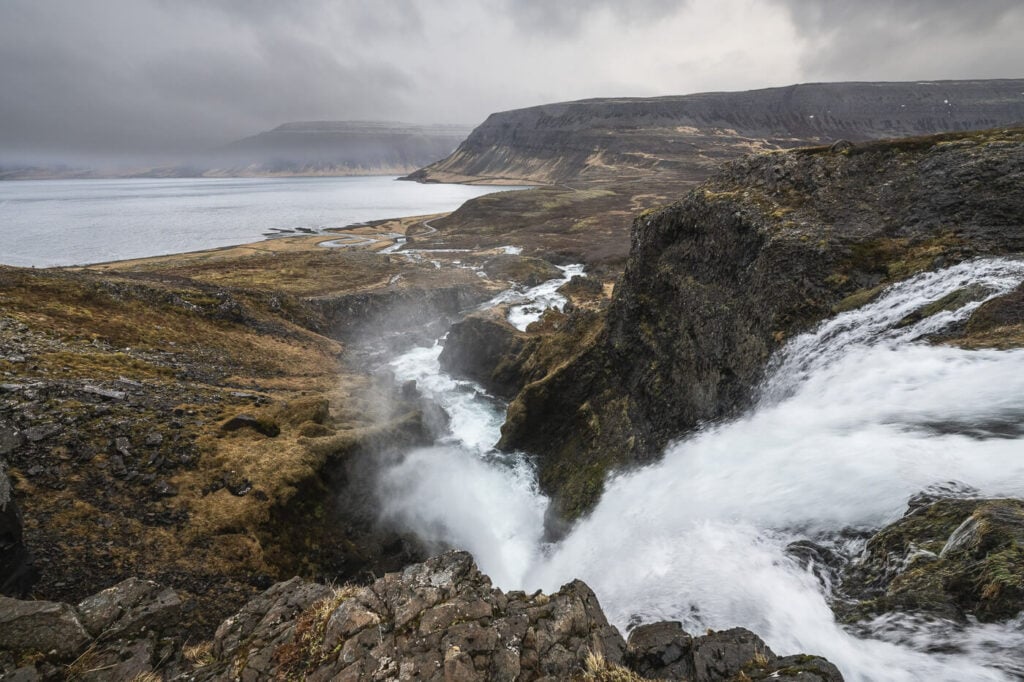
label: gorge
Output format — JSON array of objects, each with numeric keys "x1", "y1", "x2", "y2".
[{"x1": 2, "y1": 82, "x2": 1024, "y2": 681}]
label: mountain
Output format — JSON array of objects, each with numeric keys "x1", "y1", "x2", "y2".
[
  {"x1": 406, "y1": 79, "x2": 1024, "y2": 185},
  {"x1": 0, "y1": 121, "x2": 474, "y2": 179},
  {"x1": 208, "y1": 120, "x2": 474, "y2": 176}
]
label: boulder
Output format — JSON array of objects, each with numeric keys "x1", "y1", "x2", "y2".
[
  {"x1": 76, "y1": 577, "x2": 182, "y2": 639},
  {"x1": 0, "y1": 596, "x2": 91, "y2": 659},
  {"x1": 841, "y1": 498, "x2": 1024, "y2": 622},
  {"x1": 439, "y1": 312, "x2": 533, "y2": 398},
  {"x1": 625, "y1": 623, "x2": 843, "y2": 682}
]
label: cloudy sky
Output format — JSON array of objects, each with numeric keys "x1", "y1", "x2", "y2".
[{"x1": 1, "y1": 0, "x2": 1022, "y2": 161}]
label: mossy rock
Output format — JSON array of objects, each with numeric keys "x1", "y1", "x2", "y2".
[{"x1": 842, "y1": 498, "x2": 1024, "y2": 623}]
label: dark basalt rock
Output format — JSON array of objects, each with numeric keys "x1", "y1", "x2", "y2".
[
  {"x1": 0, "y1": 552, "x2": 843, "y2": 680},
  {"x1": 498, "y1": 126, "x2": 1024, "y2": 519},
  {"x1": 0, "y1": 460, "x2": 37, "y2": 597},
  {"x1": 439, "y1": 312, "x2": 534, "y2": 399}
]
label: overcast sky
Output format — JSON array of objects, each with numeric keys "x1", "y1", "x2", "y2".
[{"x1": 1, "y1": 0, "x2": 1022, "y2": 161}]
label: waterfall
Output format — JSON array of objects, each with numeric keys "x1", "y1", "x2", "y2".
[{"x1": 376, "y1": 258, "x2": 1024, "y2": 681}]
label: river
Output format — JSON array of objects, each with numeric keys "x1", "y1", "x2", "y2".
[
  {"x1": 377, "y1": 257, "x2": 1024, "y2": 681},
  {"x1": 0, "y1": 176, "x2": 520, "y2": 267}
]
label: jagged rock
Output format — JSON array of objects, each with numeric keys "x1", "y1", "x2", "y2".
[
  {"x1": 204, "y1": 551, "x2": 625, "y2": 681},
  {"x1": 625, "y1": 623, "x2": 843, "y2": 682},
  {"x1": 439, "y1": 312, "x2": 533, "y2": 398},
  {"x1": 625, "y1": 621, "x2": 694, "y2": 679},
  {"x1": 200, "y1": 551, "x2": 843, "y2": 681},
  {"x1": 0, "y1": 596, "x2": 91, "y2": 658},
  {"x1": 840, "y1": 498, "x2": 1024, "y2": 622},
  {"x1": 75, "y1": 577, "x2": 182, "y2": 639},
  {"x1": 210, "y1": 576, "x2": 336, "y2": 678}
]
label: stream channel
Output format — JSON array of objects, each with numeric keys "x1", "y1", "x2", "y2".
[{"x1": 370, "y1": 257, "x2": 1024, "y2": 681}]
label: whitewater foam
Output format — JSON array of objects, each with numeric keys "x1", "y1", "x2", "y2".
[{"x1": 377, "y1": 258, "x2": 1024, "y2": 681}]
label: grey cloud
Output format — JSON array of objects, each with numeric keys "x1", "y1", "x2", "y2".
[
  {"x1": 1, "y1": 0, "x2": 1021, "y2": 165},
  {"x1": 0, "y1": 0, "x2": 420, "y2": 161},
  {"x1": 773, "y1": 0, "x2": 1024, "y2": 81},
  {"x1": 504, "y1": 0, "x2": 684, "y2": 37}
]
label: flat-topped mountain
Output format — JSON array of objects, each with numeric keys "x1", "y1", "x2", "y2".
[
  {"x1": 212, "y1": 120, "x2": 473, "y2": 175},
  {"x1": 407, "y1": 79, "x2": 1024, "y2": 185}
]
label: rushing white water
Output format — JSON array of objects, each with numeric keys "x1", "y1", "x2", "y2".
[
  {"x1": 377, "y1": 258, "x2": 1024, "y2": 681},
  {"x1": 482, "y1": 263, "x2": 585, "y2": 330}
]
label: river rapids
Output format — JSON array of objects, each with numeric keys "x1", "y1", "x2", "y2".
[{"x1": 376, "y1": 258, "x2": 1024, "y2": 681}]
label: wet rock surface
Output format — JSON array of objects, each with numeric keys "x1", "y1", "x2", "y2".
[
  {"x1": 439, "y1": 312, "x2": 534, "y2": 398},
  {"x1": 840, "y1": 497, "x2": 1024, "y2": 623}
]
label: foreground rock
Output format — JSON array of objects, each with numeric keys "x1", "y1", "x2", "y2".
[
  {"x1": 199, "y1": 551, "x2": 843, "y2": 681},
  {"x1": 0, "y1": 551, "x2": 843, "y2": 680},
  {"x1": 0, "y1": 459, "x2": 36, "y2": 596},
  {"x1": 0, "y1": 578, "x2": 182, "y2": 680},
  {"x1": 497, "y1": 126, "x2": 1024, "y2": 518}
]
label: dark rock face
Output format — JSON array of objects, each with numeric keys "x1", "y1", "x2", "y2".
[
  {"x1": 841, "y1": 498, "x2": 1024, "y2": 623},
  {"x1": 412, "y1": 80, "x2": 1024, "y2": 185},
  {"x1": 439, "y1": 312, "x2": 533, "y2": 398},
  {"x1": 312, "y1": 282, "x2": 495, "y2": 352},
  {"x1": 498, "y1": 127, "x2": 1024, "y2": 518},
  {"x1": 0, "y1": 459, "x2": 36, "y2": 597}
]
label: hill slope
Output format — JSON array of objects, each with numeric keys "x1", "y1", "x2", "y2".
[{"x1": 407, "y1": 80, "x2": 1024, "y2": 185}]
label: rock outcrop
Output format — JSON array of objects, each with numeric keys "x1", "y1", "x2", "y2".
[
  {"x1": 409, "y1": 80, "x2": 1024, "y2": 185},
  {"x1": 0, "y1": 578, "x2": 183, "y2": 681},
  {"x1": 197, "y1": 551, "x2": 842, "y2": 681},
  {"x1": 0, "y1": 551, "x2": 844, "y2": 680},
  {"x1": 439, "y1": 312, "x2": 534, "y2": 398},
  {"x1": 497, "y1": 126, "x2": 1024, "y2": 518},
  {"x1": 840, "y1": 496, "x2": 1024, "y2": 623}
]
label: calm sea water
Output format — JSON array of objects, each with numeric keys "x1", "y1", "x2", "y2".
[{"x1": 0, "y1": 176, "x2": 519, "y2": 267}]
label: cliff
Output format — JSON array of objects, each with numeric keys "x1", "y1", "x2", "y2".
[
  {"x1": 408, "y1": 80, "x2": 1024, "y2": 185},
  {"x1": 494, "y1": 126, "x2": 1024, "y2": 518}
]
